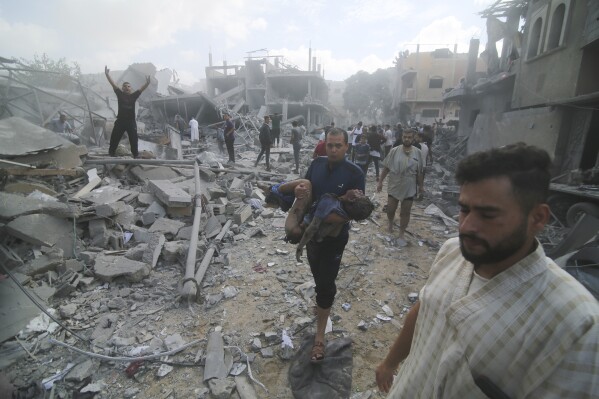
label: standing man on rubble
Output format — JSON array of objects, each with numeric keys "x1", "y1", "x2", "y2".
[
  {"x1": 377, "y1": 129, "x2": 424, "y2": 244},
  {"x1": 290, "y1": 120, "x2": 302, "y2": 174},
  {"x1": 189, "y1": 116, "x2": 199, "y2": 142},
  {"x1": 296, "y1": 128, "x2": 365, "y2": 363},
  {"x1": 255, "y1": 115, "x2": 271, "y2": 171},
  {"x1": 223, "y1": 112, "x2": 236, "y2": 163},
  {"x1": 271, "y1": 112, "x2": 282, "y2": 147},
  {"x1": 105, "y1": 66, "x2": 150, "y2": 158},
  {"x1": 375, "y1": 143, "x2": 599, "y2": 398}
]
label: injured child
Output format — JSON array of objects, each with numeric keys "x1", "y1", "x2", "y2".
[{"x1": 259, "y1": 179, "x2": 374, "y2": 262}]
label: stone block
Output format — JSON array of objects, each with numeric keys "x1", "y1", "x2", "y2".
[
  {"x1": 210, "y1": 204, "x2": 226, "y2": 216},
  {"x1": 229, "y1": 177, "x2": 245, "y2": 190},
  {"x1": 88, "y1": 219, "x2": 107, "y2": 238},
  {"x1": 142, "y1": 233, "x2": 165, "y2": 268},
  {"x1": 148, "y1": 180, "x2": 192, "y2": 207},
  {"x1": 227, "y1": 189, "x2": 245, "y2": 201},
  {"x1": 95, "y1": 201, "x2": 130, "y2": 217},
  {"x1": 141, "y1": 211, "x2": 156, "y2": 225},
  {"x1": 167, "y1": 205, "x2": 192, "y2": 218},
  {"x1": 199, "y1": 168, "x2": 216, "y2": 182},
  {"x1": 251, "y1": 189, "x2": 265, "y2": 202},
  {"x1": 233, "y1": 204, "x2": 253, "y2": 225},
  {"x1": 148, "y1": 217, "x2": 185, "y2": 238},
  {"x1": 146, "y1": 201, "x2": 166, "y2": 218},
  {"x1": 208, "y1": 187, "x2": 227, "y2": 200},
  {"x1": 6, "y1": 214, "x2": 74, "y2": 256},
  {"x1": 162, "y1": 241, "x2": 188, "y2": 262},
  {"x1": 137, "y1": 193, "x2": 155, "y2": 206},
  {"x1": 93, "y1": 254, "x2": 150, "y2": 282}
]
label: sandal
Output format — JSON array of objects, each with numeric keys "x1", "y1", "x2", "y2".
[{"x1": 310, "y1": 341, "x2": 325, "y2": 364}]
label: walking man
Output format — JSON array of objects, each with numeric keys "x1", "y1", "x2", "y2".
[
  {"x1": 376, "y1": 143, "x2": 599, "y2": 398},
  {"x1": 223, "y1": 113, "x2": 236, "y2": 163},
  {"x1": 297, "y1": 128, "x2": 365, "y2": 363},
  {"x1": 255, "y1": 115, "x2": 271, "y2": 171},
  {"x1": 383, "y1": 124, "x2": 393, "y2": 158},
  {"x1": 377, "y1": 129, "x2": 424, "y2": 244},
  {"x1": 105, "y1": 66, "x2": 150, "y2": 158},
  {"x1": 290, "y1": 120, "x2": 302, "y2": 174}
]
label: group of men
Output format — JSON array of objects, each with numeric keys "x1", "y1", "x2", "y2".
[
  {"x1": 255, "y1": 114, "x2": 305, "y2": 173},
  {"x1": 289, "y1": 126, "x2": 598, "y2": 396},
  {"x1": 101, "y1": 77, "x2": 598, "y2": 396}
]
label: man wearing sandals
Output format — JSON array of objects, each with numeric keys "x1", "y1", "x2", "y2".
[{"x1": 295, "y1": 128, "x2": 365, "y2": 363}]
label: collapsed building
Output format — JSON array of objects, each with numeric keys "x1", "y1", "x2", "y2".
[
  {"x1": 205, "y1": 52, "x2": 331, "y2": 130},
  {"x1": 443, "y1": 0, "x2": 599, "y2": 233}
]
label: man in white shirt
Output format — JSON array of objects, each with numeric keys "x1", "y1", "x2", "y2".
[
  {"x1": 383, "y1": 124, "x2": 394, "y2": 158},
  {"x1": 189, "y1": 117, "x2": 199, "y2": 142}
]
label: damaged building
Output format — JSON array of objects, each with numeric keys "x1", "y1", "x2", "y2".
[
  {"x1": 443, "y1": 0, "x2": 599, "y2": 227},
  {"x1": 205, "y1": 52, "x2": 331, "y2": 129},
  {"x1": 392, "y1": 46, "x2": 486, "y2": 125}
]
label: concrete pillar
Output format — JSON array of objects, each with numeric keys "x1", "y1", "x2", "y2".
[
  {"x1": 312, "y1": 57, "x2": 317, "y2": 73},
  {"x1": 466, "y1": 39, "x2": 480, "y2": 86},
  {"x1": 308, "y1": 47, "x2": 312, "y2": 71},
  {"x1": 209, "y1": 51, "x2": 213, "y2": 67}
]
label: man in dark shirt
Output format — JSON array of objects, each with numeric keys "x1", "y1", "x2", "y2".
[
  {"x1": 255, "y1": 115, "x2": 272, "y2": 171},
  {"x1": 105, "y1": 66, "x2": 150, "y2": 158},
  {"x1": 223, "y1": 113, "x2": 236, "y2": 163},
  {"x1": 297, "y1": 128, "x2": 365, "y2": 363}
]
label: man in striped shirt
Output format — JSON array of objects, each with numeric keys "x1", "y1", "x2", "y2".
[{"x1": 376, "y1": 143, "x2": 599, "y2": 398}]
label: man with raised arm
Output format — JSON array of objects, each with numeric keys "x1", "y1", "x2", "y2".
[{"x1": 105, "y1": 66, "x2": 150, "y2": 158}]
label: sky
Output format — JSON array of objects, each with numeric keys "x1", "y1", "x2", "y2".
[{"x1": 0, "y1": 0, "x2": 497, "y2": 86}]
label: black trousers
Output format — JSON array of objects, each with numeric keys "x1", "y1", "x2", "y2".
[
  {"x1": 306, "y1": 230, "x2": 349, "y2": 309},
  {"x1": 225, "y1": 138, "x2": 235, "y2": 162},
  {"x1": 368, "y1": 155, "x2": 380, "y2": 177},
  {"x1": 271, "y1": 128, "x2": 280, "y2": 145},
  {"x1": 292, "y1": 143, "x2": 301, "y2": 170},
  {"x1": 109, "y1": 118, "x2": 138, "y2": 157},
  {"x1": 256, "y1": 142, "x2": 270, "y2": 167}
]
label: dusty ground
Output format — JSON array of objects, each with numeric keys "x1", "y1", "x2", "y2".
[{"x1": 3, "y1": 140, "x2": 457, "y2": 399}]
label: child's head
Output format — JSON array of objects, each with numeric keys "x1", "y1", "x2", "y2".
[
  {"x1": 360, "y1": 134, "x2": 367, "y2": 143},
  {"x1": 342, "y1": 193, "x2": 374, "y2": 221}
]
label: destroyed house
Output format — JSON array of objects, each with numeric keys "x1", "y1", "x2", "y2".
[
  {"x1": 444, "y1": 0, "x2": 599, "y2": 177},
  {"x1": 205, "y1": 54, "x2": 330, "y2": 128}
]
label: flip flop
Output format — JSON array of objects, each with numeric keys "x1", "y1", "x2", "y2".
[{"x1": 310, "y1": 341, "x2": 325, "y2": 364}]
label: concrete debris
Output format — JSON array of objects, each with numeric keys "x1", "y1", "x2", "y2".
[
  {"x1": 148, "y1": 217, "x2": 185, "y2": 238},
  {"x1": 6, "y1": 214, "x2": 75, "y2": 256},
  {"x1": 93, "y1": 254, "x2": 150, "y2": 282},
  {"x1": 148, "y1": 179, "x2": 192, "y2": 207}
]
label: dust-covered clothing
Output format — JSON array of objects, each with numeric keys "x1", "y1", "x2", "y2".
[
  {"x1": 291, "y1": 127, "x2": 302, "y2": 170},
  {"x1": 389, "y1": 237, "x2": 599, "y2": 398},
  {"x1": 381, "y1": 145, "x2": 423, "y2": 201},
  {"x1": 189, "y1": 118, "x2": 199, "y2": 141}
]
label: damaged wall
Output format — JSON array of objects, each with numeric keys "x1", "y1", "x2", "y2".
[{"x1": 468, "y1": 105, "x2": 562, "y2": 158}]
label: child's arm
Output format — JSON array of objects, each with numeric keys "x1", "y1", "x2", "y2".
[{"x1": 296, "y1": 216, "x2": 323, "y2": 262}]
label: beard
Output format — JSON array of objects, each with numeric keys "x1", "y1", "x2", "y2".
[{"x1": 459, "y1": 220, "x2": 529, "y2": 266}]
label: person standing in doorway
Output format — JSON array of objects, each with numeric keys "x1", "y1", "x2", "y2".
[
  {"x1": 255, "y1": 115, "x2": 272, "y2": 171},
  {"x1": 105, "y1": 66, "x2": 150, "y2": 158},
  {"x1": 377, "y1": 129, "x2": 424, "y2": 245},
  {"x1": 290, "y1": 120, "x2": 303, "y2": 174},
  {"x1": 271, "y1": 112, "x2": 282, "y2": 147},
  {"x1": 223, "y1": 113, "x2": 236, "y2": 163}
]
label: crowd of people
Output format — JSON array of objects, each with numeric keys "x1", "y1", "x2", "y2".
[
  {"x1": 101, "y1": 96, "x2": 598, "y2": 396},
  {"x1": 261, "y1": 119, "x2": 599, "y2": 397}
]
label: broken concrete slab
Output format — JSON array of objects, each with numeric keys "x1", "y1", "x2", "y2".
[
  {"x1": 142, "y1": 233, "x2": 165, "y2": 268},
  {"x1": 73, "y1": 168, "x2": 102, "y2": 199},
  {"x1": 137, "y1": 193, "x2": 155, "y2": 206},
  {"x1": 0, "y1": 276, "x2": 42, "y2": 343},
  {"x1": 0, "y1": 116, "x2": 70, "y2": 156},
  {"x1": 208, "y1": 378, "x2": 236, "y2": 399},
  {"x1": 166, "y1": 205, "x2": 192, "y2": 218},
  {"x1": 146, "y1": 201, "x2": 166, "y2": 218},
  {"x1": 130, "y1": 165, "x2": 179, "y2": 182},
  {"x1": 233, "y1": 204, "x2": 253, "y2": 225},
  {"x1": 148, "y1": 180, "x2": 192, "y2": 207},
  {"x1": 0, "y1": 192, "x2": 79, "y2": 220},
  {"x1": 148, "y1": 217, "x2": 185, "y2": 238},
  {"x1": 203, "y1": 331, "x2": 230, "y2": 381},
  {"x1": 199, "y1": 168, "x2": 216, "y2": 182},
  {"x1": 208, "y1": 187, "x2": 227, "y2": 200},
  {"x1": 4, "y1": 181, "x2": 58, "y2": 197},
  {"x1": 6, "y1": 214, "x2": 75, "y2": 256},
  {"x1": 204, "y1": 216, "x2": 223, "y2": 238},
  {"x1": 80, "y1": 186, "x2": 134, "y2": 205},
  {"x1": 229, "y1": 177, "x2": 245, "y2": 190},
  {"x1": 161, "y1": 241, "x2": 188, "y2": 262},
  {"x1": 235, "y1": 376, "x2": 259, "y2": 399},
  {"x1": 93, "y1": 254, "x2": 150, "y2": 282},
  {"x1": 95, "y1": 201, "x2": 131, "y2": 218},
  {"x1": 22, "y1": 253, "x2": 64, "y2": 276}
]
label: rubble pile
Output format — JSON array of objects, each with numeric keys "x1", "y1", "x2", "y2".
[{"x1": 0, "y1": 109, "x2": 469, "y2": 397}]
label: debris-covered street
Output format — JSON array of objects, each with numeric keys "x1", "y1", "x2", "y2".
[{"x1": 2, "y1": 0, "x2": 599, "y2": 398}]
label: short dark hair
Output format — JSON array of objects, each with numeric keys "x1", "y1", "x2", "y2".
[
  {"x1": 292, "y1": 120, "x2": 298, "y2": 126},
  {"x1": 326, "y1": 127, "x2": 348, "y2": 143},
  {"x1": 455, "y1": 143, "x2": 551, "y2": 213},
  {"x1": 343, "y1": 196, "x2": 375, "y2": 221}
]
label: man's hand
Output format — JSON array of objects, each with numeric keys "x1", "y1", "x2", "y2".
[
  {"x1": 296, "y1": 245, "x2": 304, "y2": 262},
  {"x1": 375, "y1": 362, "x2": 396, "y2": 393},
  {"x1": 294, "y1": 183, "x2": 310, "y2": 200},
  {"x1": 146, "y1": 75, "x2": 151, "y2": 85},
  {"x1": 105, "y1": 66, "x2": 110, "y2": 75}
]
